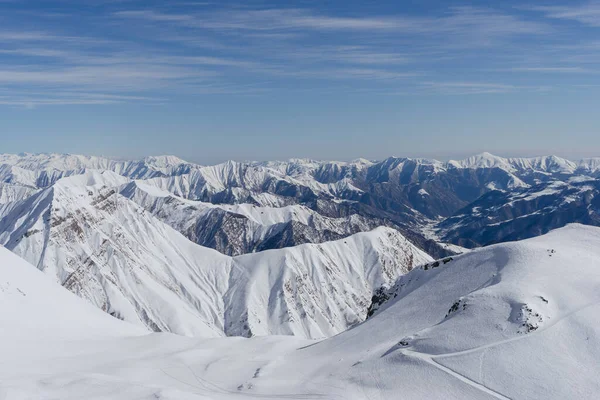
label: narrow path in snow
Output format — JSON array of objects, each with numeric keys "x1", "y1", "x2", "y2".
[{"x1": 402, "y1": 348, "x2": 511, "y2": 400}]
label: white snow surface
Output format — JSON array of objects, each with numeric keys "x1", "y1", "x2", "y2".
[{"x1": 1, "y1": 224, "x2": 600, "y2": 399}]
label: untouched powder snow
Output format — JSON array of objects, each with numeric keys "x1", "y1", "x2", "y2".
[{"x1": 1, "y1": 224, "x2": 600, "y2": 399}]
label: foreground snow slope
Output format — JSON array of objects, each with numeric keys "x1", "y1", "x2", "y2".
[
  {"x1": 0, "y1": 245, "x2": 145, "y2": 341},
  {"x1": 2, "y1": 224, "x2": 600, "y2": 399}
]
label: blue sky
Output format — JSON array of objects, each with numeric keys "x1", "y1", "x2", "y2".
[{"x1": 0, "y1": 0, "x2": 599, "y2": 163}]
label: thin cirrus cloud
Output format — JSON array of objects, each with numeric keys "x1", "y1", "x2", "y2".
[
  {"x1": 0, "y1": 2, "x2": 599, "y2": 107},
  {"x1": 420, "y1": 81, "x2": 524, "y2": 95},
  {"x1": 114, "y1": 9, "x2": 414, "y2": 31},
  {"x1": 114, "y1": 6, "x2": 550, "y2": 37},
  {"x1": 526, "y1": 2, "x2": 600, "y2": 27},
  {"x1": 510, "y1": 67, "x2": 594, "y2": 73},
  {"x1": 0, "y1": 65, "x2": 216, "y2": 87}
]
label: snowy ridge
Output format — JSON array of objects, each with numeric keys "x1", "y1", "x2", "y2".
[
  {"x1": 450, "y1": 152, "x2": 599, "y2": 175},
  {"x1": 0, "y1": 153, "x2": 194, "y2": 182},
  {"x1": 2, "y1": 151, "x2": 598, "y2": 182},
  {"x1": 121, "y1": 179, "x2": 381, "y2": 255}
]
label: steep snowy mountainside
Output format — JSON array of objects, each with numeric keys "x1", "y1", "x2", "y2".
[
  {"x1": 0, "y1": 171, "x2": 234, "y2": 337},
  {"x1": 0, "y1": 170, "x2": 431, "y2": 339},
  {"x1": 0, "y1": 182, "x2": 39, "y2": 204},
  {"x1": 0, "y1": 163, "x2": 81, "y2": 189},
  {"x1": 225, "y1": 226, "x2": 432, "y2": 338},
  {"x1": 437, "y1": 179, "x2": 600, "y2": 247},
  {"x1": 137, "y1": 159, "x2": 367, "y2": 207},
  {"x1": 507, "y1": 155, "x2": 578, "y2": 174},
  {"x1": 578, "y1": 157, "x2": 600, "y2": 177},
  {"x1": 2, "y1": 225, "x2": 600, "y2": 399}
]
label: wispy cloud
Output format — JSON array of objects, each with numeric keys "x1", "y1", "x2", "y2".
[
  {"x1": 114, "y1": 10, "x2": 193, "y2": 22},
  {"x1": 0, "y1": 3, "x2": 595, "y2": 108},
  {"x1": 527, "y1": 2, "x2": 600, "y2": 27},
  {"x1": 510, "y1": 66, "x2": 595, "y2": 73},
  {"x1": 115, "y1": 6, "x2": 549, "y2": 39},
  {"x1": 0, "y1": 31, "x2": 59, "y2": 41},
  {"x1": 114, "y1": 8, "x2": 416, "y2": 31},
  {"x1": 0, "y1": 64, "x2": 217, "y2": 91},
  {"x1": 279, "y1": 46, "x2": 413, "y2": 65},
  {"x1": 419, "y1": 81, "x2": 549, "y2": 95},
  {"x1": 0, "y1": 90, "x2": 161, "y2": 108}
]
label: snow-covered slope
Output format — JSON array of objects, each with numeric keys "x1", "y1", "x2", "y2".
[
  {"x1": 0, "y1": 170, "x2": 233, "y2": 337},
  {"x1": 0, "y1": 182, "x2": 38, "y2": 203},
  {"x1": 0, "y1": 171, "x2": 431, "y2": 339},
  {"x1": 226, "y1": 226, "x2": 431, "y2": 338},
  {"x1": 2, "y1": 224, "x2": 600, "y2": 399},
  {"x1": 0, "y1": 245, "x2": 144, "y2": 341}
]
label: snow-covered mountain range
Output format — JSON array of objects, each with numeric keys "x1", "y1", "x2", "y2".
[
  {"x1": 2, "y1": 224, "x2": 600, "y2": 399},
  {"x1": 0, "y1": 151, "x2": 599, "y2": 340},
  {"x1": 1, "y1": 152, "x2": 598, "y2": 243}
]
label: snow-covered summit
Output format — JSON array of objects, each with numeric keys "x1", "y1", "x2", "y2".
[
  {"x1": 451, "y1": 151, "x2": 513, "y2": 170},
  {"x1": 142, "y1": 155, "x2": 189, "y2": 168}
]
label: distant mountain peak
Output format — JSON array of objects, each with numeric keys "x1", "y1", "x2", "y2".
[{"x1": 142, "y1": 155, "x2": 189, "y2": 167}]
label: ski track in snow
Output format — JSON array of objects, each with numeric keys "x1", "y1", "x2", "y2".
[
  {"x1": 398, "y1": 300, "x2": 600, "y2": 400},
  {"x1": 401, "y1": 349, "x2": 511, "y2": 400}
]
